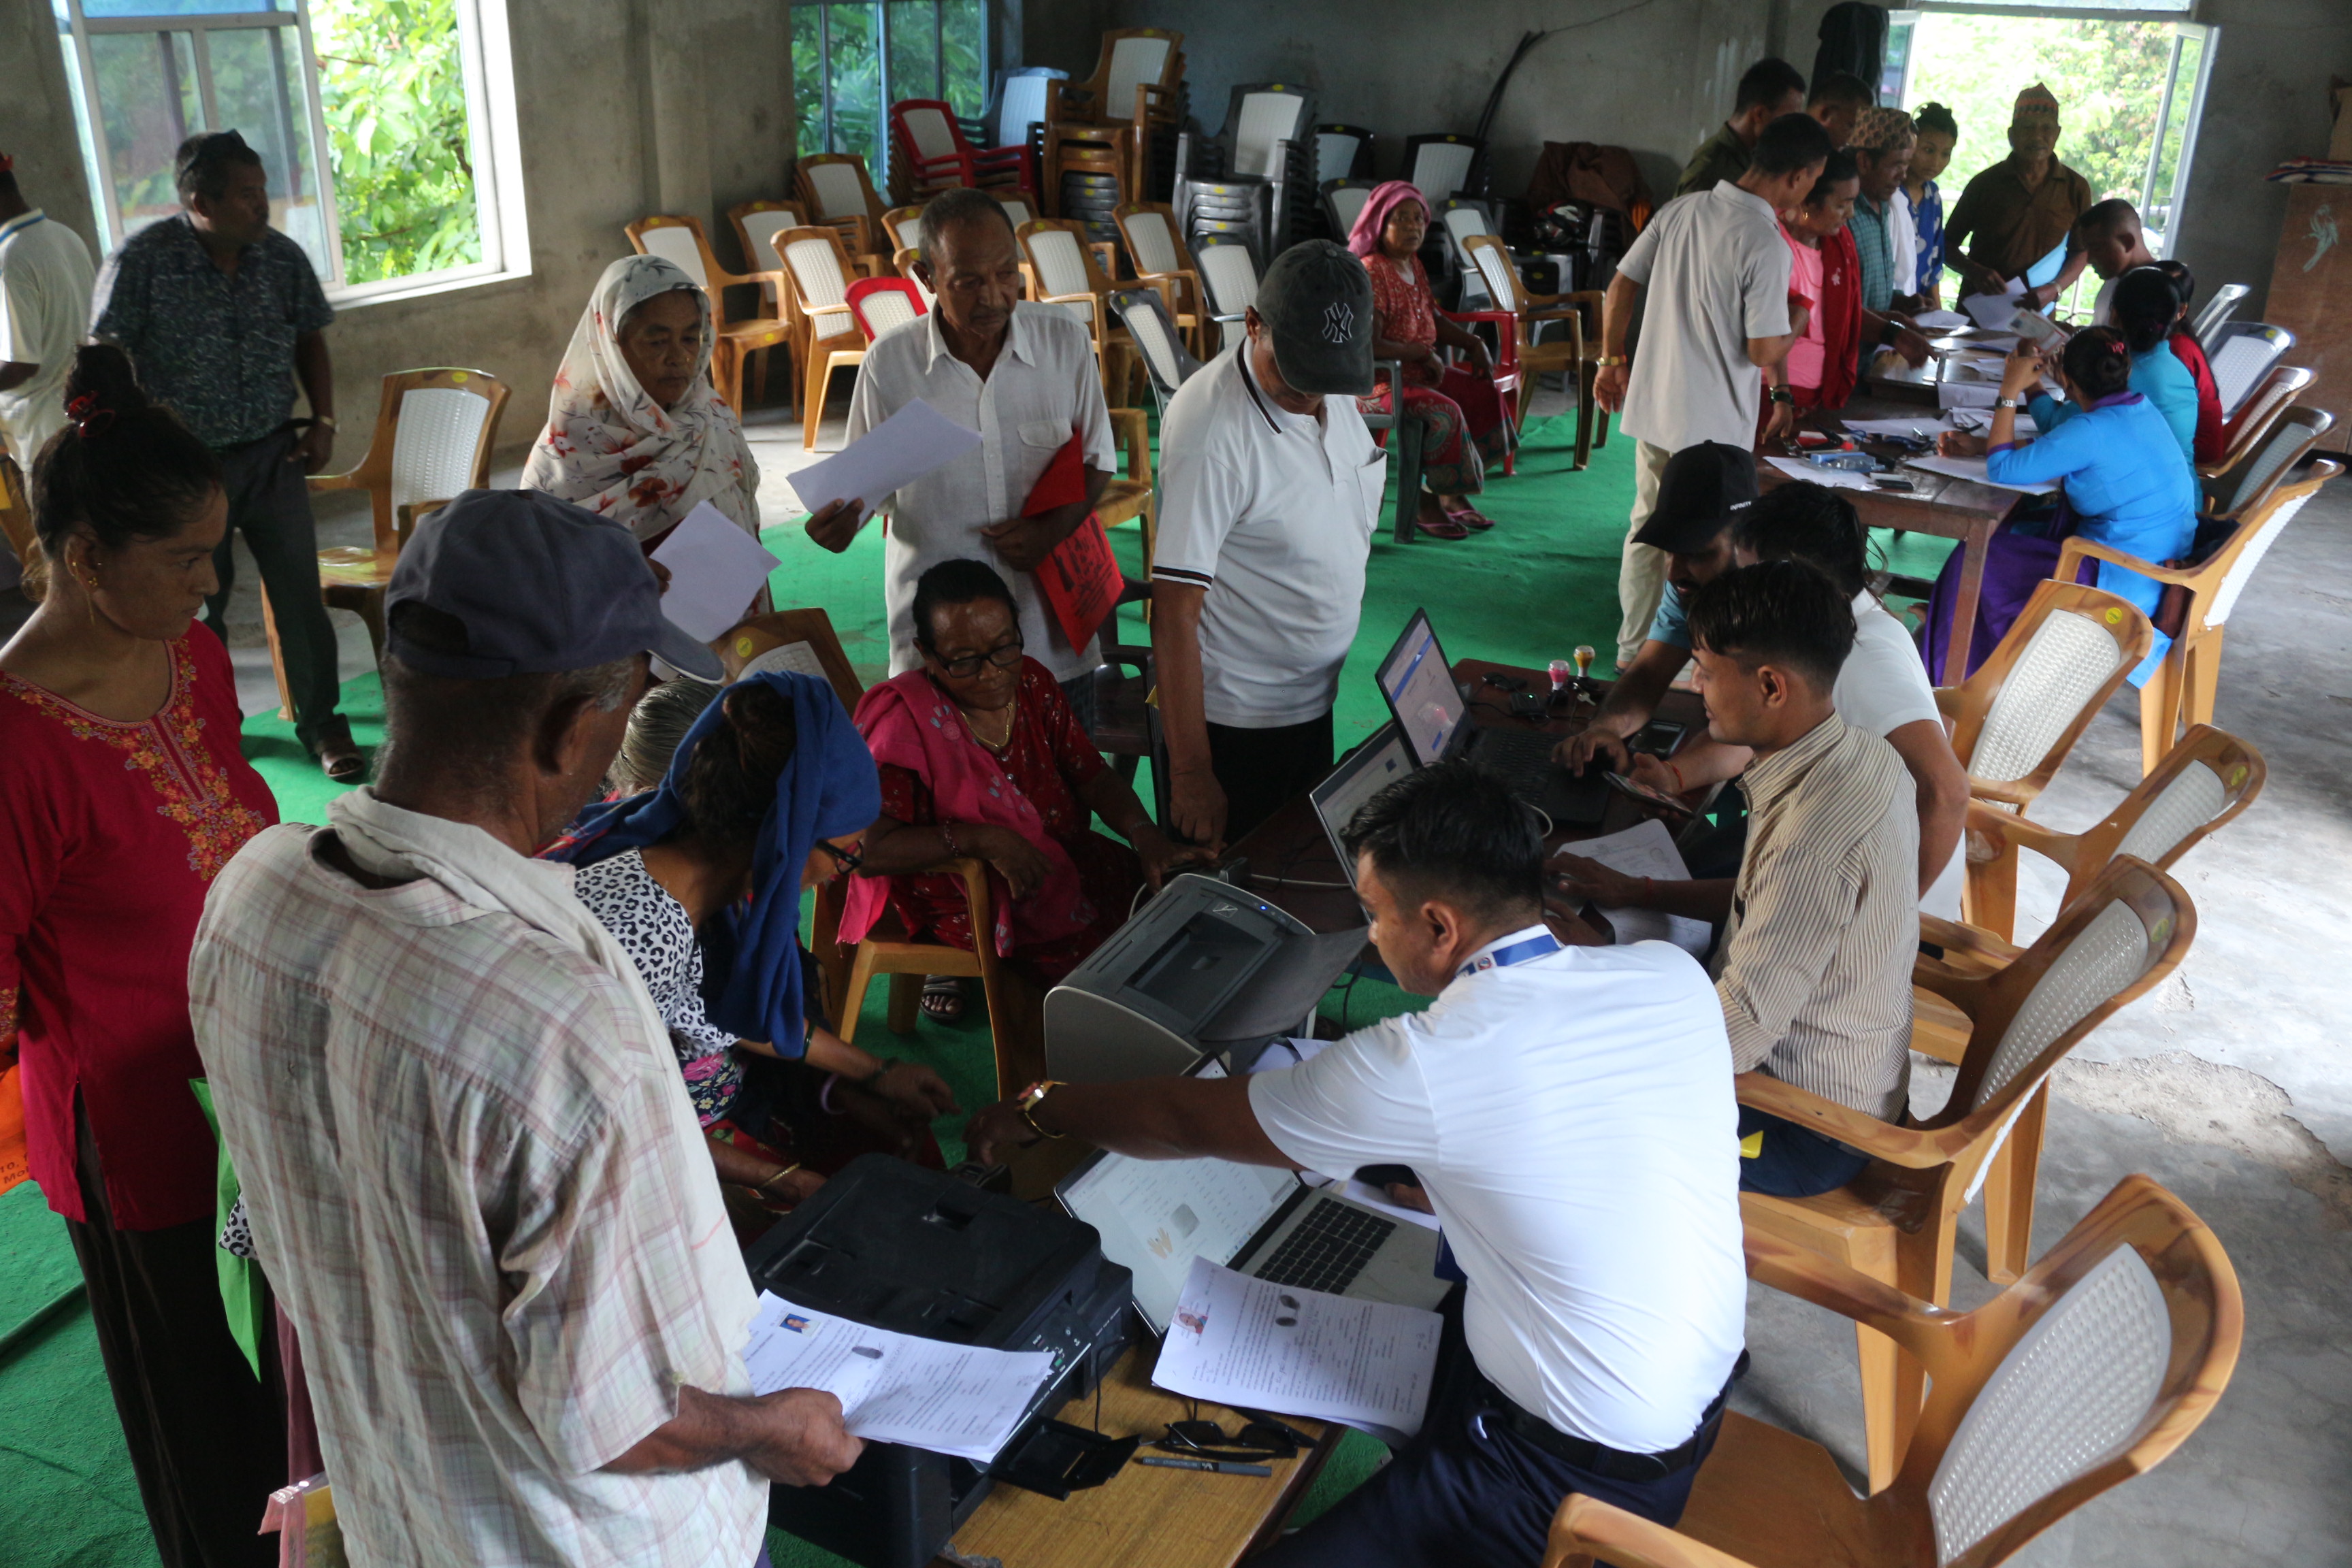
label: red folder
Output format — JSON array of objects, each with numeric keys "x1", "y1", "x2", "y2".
[{"x1": 1024, "y1": 429, "x2": 1122, "y2": 653}]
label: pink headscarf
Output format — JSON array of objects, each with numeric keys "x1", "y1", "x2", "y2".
[{"x1": 1346, "y1": 180, "x2": 1431, "y2": 260}]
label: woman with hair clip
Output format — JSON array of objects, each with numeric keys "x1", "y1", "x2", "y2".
[
  {"x1": 1925, "y1": 324, "x2": 2197, "y2": 677},
  {"x1": 0, "y1": 345, "x2": 285, "y2": 1566},
  {"x1": 549, "y1": 672, "x2": 958, "y2": 1225},
  {"x1": 2029, "y1": 264, "x2": 2198, "y2": 461},
  {"x1": 2153, "y1": 258, "x2": 2225, "y2": 466}
]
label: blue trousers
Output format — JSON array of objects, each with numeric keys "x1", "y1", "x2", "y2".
[{"x1": 1737, "y1": 1105, "x2": 1870, "y2": 1197}]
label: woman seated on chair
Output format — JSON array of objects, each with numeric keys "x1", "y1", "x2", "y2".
[
  {"x1": 1923, "y1": 325, "x2": 2196, "y2": 679},
  {"x1": 843, "y1": 559, "x2": 1197, "y2": 1023},
  {"x1": 523, "y1": 252, "x2": 762, "y2": 547},
  {"x1": 1344, "y1": 180, "x2": 1510, "y2": 541},
  {"x1": 2027, "y1": 266, "x2": 2199, "y2": 463},
  {"x1": 547, "y1": 672, "x2": 956, "y2": 1220}
]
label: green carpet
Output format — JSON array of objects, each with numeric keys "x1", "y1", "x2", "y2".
[{"x1": 3, "y1": 412, "x2": 1954, "y2": 1565}]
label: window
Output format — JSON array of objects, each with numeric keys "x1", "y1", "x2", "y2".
[
  {"x1": 55, "y1": 0, "x2": 521, "y2": 297},
  {"x1": 794, "y1": 0, "x2": 987, "y2": 192}
]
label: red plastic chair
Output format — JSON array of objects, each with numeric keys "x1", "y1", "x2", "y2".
[
  {"x1": 845, "y1": 276, "x2": 928, "y2": 344},
  {"x1": 888, "y1": 99, "x2": 1037, "y2": 199}
]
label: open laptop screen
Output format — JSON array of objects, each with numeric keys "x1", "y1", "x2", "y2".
[
  {"x1": 1375, "y1": 610, "x2": 1465, "y2": 766},
  {"x1": 1309, "y1": 723, "x2": 1415, "y2": 887}
]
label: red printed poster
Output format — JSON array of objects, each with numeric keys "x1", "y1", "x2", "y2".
[{"x1": 1022, "y1": 428, "x2": 1123, "y2": 651}]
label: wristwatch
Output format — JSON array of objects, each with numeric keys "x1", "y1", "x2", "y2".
[
  {"x1": 1596, "y1": 355, "x2": 1628, "y2": 368},
  {"x1": 1015, "y1": 1079, "x2": 1067, "y2": 1140},
  {"x1": 1994, "y1": 397, "x2": 2021, "y2": 410},
  {"x1": 1766, "y1": 385, "x2": 1795, "y2": 406}
]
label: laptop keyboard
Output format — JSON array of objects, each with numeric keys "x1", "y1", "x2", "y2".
[
  {"x1": 1475, "y1": 725, "x2": 1563, "y2": 794},
  {"x1": 1252, "y1": 1198, "x2": 1396, "y2": 1296}
]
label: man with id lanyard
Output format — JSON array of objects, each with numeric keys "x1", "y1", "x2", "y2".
[{"x1": 966, "y1": 762, "x2": 1747, "y2": 1567}]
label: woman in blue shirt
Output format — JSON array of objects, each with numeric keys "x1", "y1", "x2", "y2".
[
  {"x1": 1921, "y1": 325, "x2": 2197, "y2": 678},
  {"x1": 2028, "y1": 267, "x2": 2198, "y2": 460},
  {"x1": 1901, "y1": 103, "x2": 1957, "y2": 305}
]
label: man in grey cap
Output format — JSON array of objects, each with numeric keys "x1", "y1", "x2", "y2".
[
  {"x1": 1149, "y1": 238, "x2": 1385, "y2": 847},
  {"x1": 191, "y1": 490, "x2": 861, "y2": 1568}
]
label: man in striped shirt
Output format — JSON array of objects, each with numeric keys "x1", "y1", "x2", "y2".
[{"x1": 1556, "y1": 560, "x2": 1916, "y2": 1196}]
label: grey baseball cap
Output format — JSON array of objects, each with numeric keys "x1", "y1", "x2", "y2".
[
  {"x1": 1254, "y1": 240, "x2": 1375, "y2": 397},
  {"x1": 385, "y1": 488, "x2": 724, "y2": 682}
]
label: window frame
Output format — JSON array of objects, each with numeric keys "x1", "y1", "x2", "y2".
[{"x1": 796, "y1": 0, "x2": 991, "y2": 191}]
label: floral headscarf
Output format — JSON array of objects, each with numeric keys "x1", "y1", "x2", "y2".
[
  {"x1": 1346, "y1": 180, "x2": 1432, "y2": 261},
  {"x1": 523, "y1": 254, "x2": 760, "y2": 544}
]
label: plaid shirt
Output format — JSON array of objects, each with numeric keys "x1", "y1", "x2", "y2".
[
  {"x1": 189, "y1": 822, "x2": 765, "y2": 1568},
  {"x1": 1847, "y1": 195, "x2": 1899, "y2": 314},
  {"x1": 91, "y1": 214, "x2": 333, "y2": 448}
]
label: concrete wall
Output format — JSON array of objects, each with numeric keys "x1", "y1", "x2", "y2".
[{"x1": 3, "y1": 0, "x2": 794, "y2": 463}]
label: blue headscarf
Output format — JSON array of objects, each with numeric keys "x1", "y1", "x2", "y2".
[{"x1": 549, "y1": 672, "x2": 881, "y2": 1053}]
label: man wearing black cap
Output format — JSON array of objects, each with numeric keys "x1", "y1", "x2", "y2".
[
  {"x1": 191, "y1": 491, "x2": 862, "y2": 1568},
  {"x1": 1150, "y1": 239, "x2": 1385, "y2": 848}
]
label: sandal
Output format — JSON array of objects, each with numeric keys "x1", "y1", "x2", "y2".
[
  {"x1": 1442, "y1": 503, "x2": 1497, "y2": 532},
  {"x1": 919, "y1": 975, "x2": 966, "y2": 1024},
  {"x1": 1414, "y1": 513, "x2": 1469, "y2": 541}
]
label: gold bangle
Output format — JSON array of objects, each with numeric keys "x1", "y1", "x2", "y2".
[
  {"x1": 756, "y1": 1162, "x2": 804, "y2": 1196},
  {"x1": 1017, "y1": 1079, "x2": 1067, "y2": 1141}
]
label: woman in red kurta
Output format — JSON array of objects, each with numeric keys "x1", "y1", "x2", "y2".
[{"x1": 0, "y1": 348, "x2": 284, "y2": 1568}]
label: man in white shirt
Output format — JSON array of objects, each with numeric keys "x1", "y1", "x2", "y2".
[
  {"x1": 1558, "y1": 459, "x2": 1967, "y2": 916},
  {"x1": 966, "y1": 762, "x2": 1747, "y2": 1565},
  {"x1": 0, "y1": 151, "x2": 98, "y2": 472},
  {"x1": 191, "y1": 491, "x2": 860, "y2": 1567},
  {"x1": 1150, "y1": 239, "x2": 1386, "y2": 847},
  {"x1": 806, "y1": 186, "x2": 1116, "y2": 725},
  {"x1": 1594, "y1": 112, "x2": 1832, "y2": 670}
]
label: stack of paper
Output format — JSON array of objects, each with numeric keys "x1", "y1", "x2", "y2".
[
  {"x1": 1910, "y1": 308, "x2": 1971, "y2": 331},
  {"x1": 1904, "y1": 453, "x2": 2061, "y2": 497},
  {"x1": 741, "y1": 1292, "x2": 1058, "y2": 1463},
  {"x1": 1554, "y1": 819, "x2": 1711, "y2": 958},
  {"x1": 648, "y1": 502, "x2": 783, "y2": 642},
  {"x1": 1764, "y1": 455, "x2": 1878, "y2": 492}
]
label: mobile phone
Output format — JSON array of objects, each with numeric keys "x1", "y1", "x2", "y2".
[
  {"x1": 1629, "y1": 720, "x2": 1685, "y2": 756},
  {"x1": 1481, "y1": 670, "x2": 1529, "y2": 691},
  {"x1": 1507, "y1": 691, "x2": 1545, "y2": 718},
  {"x1": 1604, "y1": 771, "x2": 1694, "y2": 815}
]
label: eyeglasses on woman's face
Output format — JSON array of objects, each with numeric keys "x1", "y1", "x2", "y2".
[
  {"x1": 924, "y1": 634, "x2": 1024, "y2": 680},
  {"x1": 817, "y1": 838, "x2": 864, "y2": 873}
]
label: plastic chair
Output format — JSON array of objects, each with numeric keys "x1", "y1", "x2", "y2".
[
  {"x1": 774, "y1": 226, "x2": 865, "y2": 436},
  {"x1": 879, "y1": 204, "x2": 926, "y2": 255},
  {"x1": 1098, "y1": 407, "x2": 1158, "y2": 570},
  {"x1": 845, "y1": 275, "x2": 926, "y2": 342},
  {"x1": 1460, "y1": 232, "x2": 1604, "y2": 470},
  {"x1": 0, "y1": 455, "x2": 33, "y2": 574},
  {"x1": 1320, "y1": 178, "x2": 1377, "y2": 246},
  {"x1": 1313, "y1": 124, "x2": 1375, "y2": 182},
  {"x1": 1108, "y1": 286, "x2": 1201, "y2": 416},
  {"x1": 1112, "y1": 201, "x2": 1206, "y2": 353},
  {"x1": 890, "y1": 246, "x2": 937, "y2": 310},
  {"x1": 990, "y1": 189, "x2": 1037, "y2": 228},
  {"x1": 728, "y1": 198, "x2": 807, "y2": 330},
  {"x1": 2189, "y1": 280, "x2": 2249, "y2": 351},
  {"x1": 2057, "y1": 448, "x2": 2340, "y2": 773},
  {"x1": 1403, "y1": 132, "x2": 1486, "y2": 207},
  {"x1": 1041, "y1": 29, "x2": 1187, "y2": 220},
  {"x1": 1542, "y1": 1173, "x2": 2241, "y2": 1568},
  {"x1": 1015, "y1": 218, "x2": 1136, "y2": 402},
  {"x1": 1738, "y1": 855, "x2": 2197, "y2": 1490},
  {"x1": 794, "y1": 153, "x2": 891, "y2": 277},
  {"x1": 889, "y1": 97, "x2": 1036, "y2": 199},
  {"x1": 1173, "y1": 82, "x2": 1317, "y2": 265},
  {"x1": 262, "y1": 370, "x2": 508, "y2": 717},
  {"x1": 625, "y1": 214, "x2": 794, "y2": 413},
  {"x1": 2195, "y1": 362, "x2": 2312, "y2": 480},
  {"x1": 1192, "y1": 233, "x2": 1260, "y2": 354},
  {"x1": 2202, "y1": 321, "x2": 2295, "y2": 419},
  {"x1": 1437, "y1": 198, "x2": 1499, "y2": 304},
  {"x1": 984, "y1": 65, "x2": 1066, "y2": 154}
]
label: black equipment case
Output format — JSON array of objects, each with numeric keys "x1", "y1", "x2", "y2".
[{"x1": 745, "y1": 1155, "x2": 1133, "y2": 1568}]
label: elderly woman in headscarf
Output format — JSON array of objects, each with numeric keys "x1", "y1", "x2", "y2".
[
  {"x1": 1345, "y1": 180, "x2": 1512, "y2": 540},
  {"x1": 523, "y1": 253, "x2": 762, "y2": 547},
  {"x1": 546, "y1": 672, "x2": 955, "y2": 1223}
]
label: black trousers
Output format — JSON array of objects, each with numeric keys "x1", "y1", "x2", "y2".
[
  {"x1": 203, "y1": 428, "x2": 342, "y2": 753},
  {"x1": 65, "y1": 1113, "x2": 284, "y2": 1568},
  {"x1": 1205, "y1": 710, "x2": 1335, "y2": 845}
]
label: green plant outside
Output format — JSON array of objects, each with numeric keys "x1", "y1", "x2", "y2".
[{"x1": 311, "y1": 0, "x2": 483, "y2": 284}]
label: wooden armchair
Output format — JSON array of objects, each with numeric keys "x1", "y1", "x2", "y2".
[
  {"x1": 1015, "y1": 218, "x2": 1136, "y2": 404},
  {"x1": 1463, "y1": 232, "x2": 1606, "y2": 470},
  {"x1": 1543, "y1": 1174, "x2": 2242, "y2": 1568},
  {"x1": 2059, "y1": 446, "x2": 2340, "y2": 773},
  {"x1": 625, "y1": 214, "x2": 793, "y2": 412},
  {"x1": 1737, "y1": 855, "x2": 2195, "y2": 1490},
  {"x1": 880, "y1": 203, "x2": 927, "y2": 255},
  {"x1": 794, "y1": 153, "x2": 892, "y2": 277},
  {"x1": 1041, "y1": 29, "x2": 1185, "y2": 216},
  {"x1": 728, "y1": 198, "x2": 807, "y2": 321},
  {"x1": 1113, "y1": 201, "x2": 1207, "y2": 355},
  {"x1": 772, "y1": 226, "x2": 865, "y2": 429}
]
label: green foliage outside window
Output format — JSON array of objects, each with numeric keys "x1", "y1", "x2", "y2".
[{"x1": 310, "y1": 0, "x2": 483, "y2": 284}]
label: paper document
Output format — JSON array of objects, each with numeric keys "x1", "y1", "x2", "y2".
[
  {"x1": 1904, "y1": 453, "x2": 2061, "y2": 497},
  {"x1": 1947, "y1": 408, "x2": 2038, "y2": 437},
  {"x1": 1764, "y1": 455, "x2": 1877, "y2": 492},
  {"x1": 1841, "y1": 415, "x2": 1952, "y2": 440},
  {"x1": 1937, "y1": 380, "x2": 1999, "y2": 410},
  {"x1": 648, "y1": 502, "x2": 782, "y2": 642},
  {"x1": 786, "y1": 398, "x2": 984, "y2": 522},
  {"x1": 1910, "y1": 308, "x2": 1971, "y2": 331},
  {"x1": 1961, "y1": 277, "x2": 2027, "y2": 330},
  {"x1": 1152, "y1": 1258, "x2": 1443, "y2": 1444},
  {"x1": 740, "y1": 639, "x2": 828, "y2": 680},
  {"x1": 742, "y1": 1292, "x2": 1056, "y2": 1463},
  {"x1": 1554, "y1": 819, "x2": 1710, "y2": 959}
]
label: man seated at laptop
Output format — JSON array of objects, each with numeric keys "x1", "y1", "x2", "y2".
[
  {"x1": 1554, "y1": 563, "x2": 1916, "y2": 1198},
  {"x1": 1556, "y1": 468, "x2": 1967, "y2": 916},
  {"x1": 968, "y1": 762, "x2": 1746, "y2": 1567}
]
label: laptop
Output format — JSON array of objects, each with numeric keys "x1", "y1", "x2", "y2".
[
  {"x1": 1307, "y1": 723, "x2": 1416, "y2": 887},
  {"x1": 1375, "y1": 610, "x2": 1610, "y2": 827},
  {"x1": 1056, "y1": 1067, "x2": 1449, "y2": 1333}
]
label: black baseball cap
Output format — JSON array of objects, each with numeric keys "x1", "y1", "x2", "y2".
[
  {"x1": 385, "y1": 489, "x2": 723, "y2": 681},
  {"x1": 1254, "y1": 240, "x2": 1375, "y2": 397},
  {"x1": 1631, "y1": 442, "x2": 1760, "y2": 553}
]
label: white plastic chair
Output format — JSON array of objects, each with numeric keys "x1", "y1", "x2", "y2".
[
  {"x1": 1193, "y1": 236, "x2": 1259, "y2": 353},
  {"x1": 779, "y1": 227, "x2": 864, "y2": 432},
  {"x1": 1407, "y1": 138, "x2": 1477, "y2": 209},
  {"x1": 2189, "y1": 281, "x2": 2249, "y2": 352},
  {"x1": 2203, "y1": 321, "x2": 2295, "y2": 419},
  {"x1": 1939, "y1": 583, "x2": 2149, "y2": 811},
  {"x1": 1103, "y1": 33, "x2": 1174, "y2": 111}
]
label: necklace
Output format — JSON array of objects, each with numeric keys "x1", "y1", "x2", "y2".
[{"x1": 961, "y1": 693, "x2": 1015, "y2": 750}]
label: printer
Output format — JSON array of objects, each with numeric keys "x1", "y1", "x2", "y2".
[
  {"x1": 1045, "y1": 872, "x2": 1369, "y2": 1082},
  {"x1": 748, "y1": 1156, "x2": 1132, "y2": 1568}
]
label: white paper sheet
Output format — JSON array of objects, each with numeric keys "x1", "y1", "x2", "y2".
[
  {"x1": 1961, "y1": 276, "x2": 2026, "y2": 330},
  {"x1": 740, "y1": 639, "x2": 828, "y2": 680},
  {"x1": 785, "y1": 397, "x2": 984, "y2": 522},
  {"x1": 1842, "y1": 415, "x2": 1953, "y2": 440},
  {"x1": 1904, "y1": 453, "x2": 2061, "y2": 497},
  {"x1": 742, "y1": 1292, "x2": 1056, "y2": 1463},
  {"x1": 1764, "y1": 455, "x2": 1878, "y2": 492},
  {"x1": 1554, "y1": 819, "x2": 1711, "y2": 959},
  {"x1": 1937, "y1": 380, "x2": 1999, "y2": 410},
  {"x1": 1152, "y1": 1258, "x2": 1443, "y2": 1444},
  {"x1": 647, "y1": 502, "x2": 783, "y2": 642},
  {"x1": 1910, "y1": 308, "x2": 1971, "y2": 331},
  {"x1": 1946, "y1": 408, "x2": 2038, "y2": 437}
]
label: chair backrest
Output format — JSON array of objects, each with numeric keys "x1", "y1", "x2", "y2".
[
  {"x1": 894, "y1": 99, "x2": 963, "y2": 162},
  {"x1": 2206, "y1": 363, "x2": 2312, "y2": 476},
  {"x1": 1957, "y1": 583, "x2": 2150, "y2": 789},
  {"x1": 1225, "y1": 84, "x2": 1313, "y2": 179},
  {"x1": 881, "y1": 204, "x2": 926, "y2": 254},
  {"x1": 799, "y1": 154, "x2": 877, "y2": 224},
  {"x1": 1018, "y1": 220, "x2": 1100, "y2": 326},
  {"x1": 992, "y1": 189, "x2": 1036, "y2": 227},
  {"x1": 1193, "y1": 235, "x2": 1260, "y2": 335},
  {"x1": 2202, "y1": 457, "x2": 2337, "y2": 631},
  {"x1": 2204, "y1": 403, "x2": 2329, "y2": 520},
  {"x1": 627, "y1": 215, "x2": 711, "y2": 288},
  {"x1": 2189, "y1": 280, "x2": 2249, "y2": 350},
  {"x1": 990, "y1": 66, "x2": 1065, "y2": 150},
  {"x1": 1115, "y1": 202, "x2": 1188, "y2": 278},
  {"x1": 1463, "y1": 233, "x2": 1526, "y2": 316},
  {"x1": 779, "y1": 227, "x2": 861, "y2": 340},
  {"x1": 1109, "y1": 287, "x2": 1201, "y2": 405},
  {"x1": 891, "y1": 246, "x2": 936, "y2": 308},
  {"x1": 1321, "y1": 179, "x2": 1376, "y2": 243},
  {"x1": 845, "y1": 276, "x2": 927, "y2": 343},
  {"x1": 1440, "y1": 197, "x2": 1496, "y2": 269},
  {"x1": 2081, "y1": 725, "x2": 2264, "y2": 892},
  {"x1": 729, "y1": 201, "x2": 804, "y2": 278},
  {"x1": 343, "y1": 368, "x2": 510, "y2": 551},
  {"x1": 2204, "y1": 321, "x2": 2294, "y2": 417},
  {"x1": 1315, "y1": 124, "x2": 1373, "y2": 181},
  {"x1": 1097, "y1": 29, "x2": 1181, "y2": 111},
  {"x1": 1406, "y1": 133, "x2": 1481, "y2": 208}
]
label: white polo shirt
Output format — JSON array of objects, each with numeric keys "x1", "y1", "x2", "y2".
[
  {"x1": 1616, "y1": 182, "x2": 1793, "y2": 453},
  {"x1": 845, "y1": 302, "x2": 1116, "y2": 684},
  {"x1": 0, "y1": 210, "x2": 99, "y2": 469},
  {"x1": 1247, "y1": 928, "x2": 1747, "y2": 1453},
  {"x1": 1151, "y1": 346, "x2": 1384, "y2": 728}
]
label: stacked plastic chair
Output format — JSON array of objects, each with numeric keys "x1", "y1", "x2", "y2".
[{"x1": 1173, "y1": 82, "x2": 1318, "y2": 270}]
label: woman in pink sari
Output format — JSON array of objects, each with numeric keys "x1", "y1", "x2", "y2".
[{"x1": 841, "y1": 560, "x2": 1198, "y2": 1022}]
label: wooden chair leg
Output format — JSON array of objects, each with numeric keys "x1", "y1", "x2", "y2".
[
  {"x1": 2183, "y1": 627, "x2": 2223, "y2": 735},
  {"x1": 1841, "y1": 1225, "x2": 1908, "y2": 1494},
  {"x1": 1874, "y1": 1215, "x2": 1959, "y2": 1492},
  {"x1": 1961, "y1": 828, "x2": 2019, "y2": 943},
  {"x1": 887, "y1": 971, "x2": 921, "y2": 1035},
  {"x1": 2139, "y1": 647, "x2": 2186, "y2": 777},
  {"x1": 979, "y1": 963, "x2": 1045, "y2": 1100},
  {"x1": 836, "y1": 943, "x2": 882, "y2": 1046},
  {"x1": 259, "y1": 584, "x2": 297, "y2": 722},
  {"x1": 804, "y1": 357, "x2": 845, "y2": 452},
  {"x1": 1984, "y1": 1083, "x2": 2051, "y2": 1285}
]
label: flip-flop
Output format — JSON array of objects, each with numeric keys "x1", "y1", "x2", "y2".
[
  {"x1": 919, "y1": 975, "x2": 966, "y2": 1024},
  {"x1": 1415, "y1": 514, "x2": 1469, "y2": 540},
  {"x1": 1442, "y1": 504, "x2": 1497, "y2": 532}
]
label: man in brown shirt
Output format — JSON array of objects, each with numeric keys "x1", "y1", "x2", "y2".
[
  {"x1": 1554, "y1": 560, "x2": 1916, "y2": 1197},
  {"x1": 1944, "y1": 82, "x2": 2093, "y2": 309},
  {"x1": 1675, "y1": 57, "x2": 1808, "y2": 197}
]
